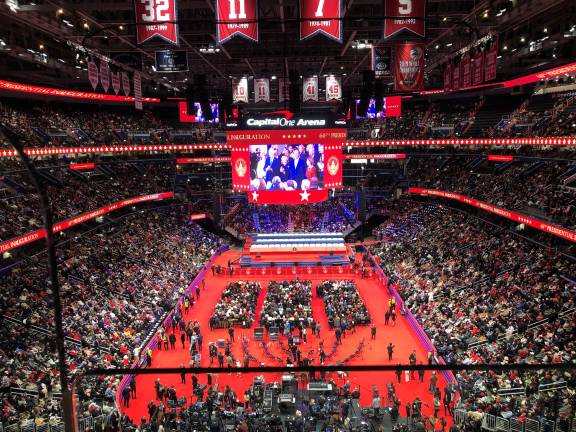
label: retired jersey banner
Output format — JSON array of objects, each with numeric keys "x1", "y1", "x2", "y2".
[
  {"x1": 461, "y1": 52, "x2": 471, "y2": 88},
  {"x1": 394, "y1": 43, "x2": 425, "y2": 92},
  {"x1": 452, "y1": 61, "x2": 461, "y2": 90},
  {"x1": 232, "y1": 78, "x2": 249, "y2": 103},
  {"x1": 443, "y1": 63, "x2": 452, "y2": 91},
  {"x1": 254, "y1": 78, "x2": 270, "y2": 103},
  {"x1": 278, "y1": 78, "x2": 290, "y2": 102},
  {"x1": 111, "y1": 72, "x2": 121, "y2": 95},
  {"x1": 303, "y1": 76, "x2": 319, "y2": 102},
  {"x1": 99, "y1": 61, "x2": 110, "y2": 93},
  {"x1": 384, "y1": 0, "x2": 426, "y2": 39},
  {"x1": 217, "y1": 0, "x2": 258, "y2": 43},
  {"x1": 472, "y1": 50, "x2": 484, "y2": 85},
  {"x1": 300, "y1": 0, "x2": 342, "y2": 42},
  {"x1": 325, "y1": 75, "x2": 342, "y2": 101},
  {"x1": 372, "y1": 45, "x2": 392, "y2": 79},
  {"x1": 134, "y1": 0, "x2": 179, "y2": 45},
  {"x1": 122, "y1": 72, "x2": 130, "y2": 96},
  {"x1": 134, "y1": 71, "x2": 143, "y2": 110},
  {"x1": 88, "y1": 61, "x2": 99, "y2": 90},
  {"x1": 484, "y1": 38, "x2": 498, "y2": 82}
]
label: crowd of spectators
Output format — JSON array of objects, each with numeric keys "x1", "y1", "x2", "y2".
[
  {"x1": 0, "y1": 102, "x2": 221, "y2": 149},
  {"x1": 0, "y1": 207, "x2": 220, "y2": 427},
  {"x1": 259, "y1": 280, "x2": 313, "y2": 330},
  {"x1": 370, "y1": 201, "x2": 575, "y2": 424},
  {"x1": 316, "y1": 280, "x2": 371, "y2": 329},
  {"x1": 209, "y1": 281, "x2": 261, "y2": 328},
  {"x1": 407, "y1": 157, "x2": 576, "y2": 230}
]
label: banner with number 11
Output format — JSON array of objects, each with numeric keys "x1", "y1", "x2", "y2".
[{"x1": 217, "y1": 0, "x2": 258, "y2": 43}]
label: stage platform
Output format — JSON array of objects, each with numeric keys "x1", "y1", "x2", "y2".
[{"x1": 248, "y1": 232, "x2": 347, "y2": 254}]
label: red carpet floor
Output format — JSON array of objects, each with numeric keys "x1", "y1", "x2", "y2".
[{"x1": 120, "y1": 250, "x2": 451, "y2": 426}]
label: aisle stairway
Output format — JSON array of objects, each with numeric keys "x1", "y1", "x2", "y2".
[{"x1": 465, "y1": 95, "x2": 526, "y2": 137}]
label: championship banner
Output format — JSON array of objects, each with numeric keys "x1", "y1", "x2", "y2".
[
  {"x1": 472, "y1": 50, "x2": 484, "y2": 85},
  {"x1": 484, "y1": 38, "x2": 498, "y2": 82},
  {"x1": 111, "y1": 72, "x2": 121, "y2": 95},
  {"x1": 216, "y1": 0, "x2": 258, "y2": 43},
  {"x1": 134, "y1": 0, "x2": 179, "y2": 45},
  {"x1": 248, "y1": 189, "x2": 328, "y2": 205},
  {"x1": 99, "y1": 61, "x2": 110, "y2": 93},
  {"x1": 325, "y1": 75, "x2": 342, "y2": 101},
  {"x1": 278, "y1": 78, "x2": 290, "y2": 102},
  {"x1": 323, "y1": 144, "x2": 343, "y2": 188},
  {"x1": 231, "y1": 145, "x2": 250, "y2": 190},
  {"x1": 461, "y1": 52, "x2": 471, "y2": 88},
  {"x1": 371, "y1": 45, "x2": 392, "y2": 79},
  {"x1": 122, "y1": 72, "x2": 130, "y2": 96},
  {"x1": 232, "y1": 78, "x2": 249, "y2": 103},
  {"x1": 88, "y1": 61, "x2": 99, "y2": 90},
  {"x1": 300, "y1": 0, "x2": 342, "y2": 42},
  {"x1": 254, "y1": 78, "x2": 270, "y2": 103},
  {"x1": 407, "y1": 187, "x2": 576, "y2": 244},
  {"x1": 443, "y1": 63, "x2": 452, "y2": 91},
  {"x1": 452, "y1": 61, "x2": 461, "y2": 90},
  {"x1": 133, "y1": 71, "x2": 143, "y2": 110},
  {"x1": 384, "y1": 0, "x2": 426, "y2": 39},
  {"x1": 303, "y1": 76, "x2": 318, "y2": 102},
  {"x1": 393, "y1": 43, "x2": 425, "y2": 92}
]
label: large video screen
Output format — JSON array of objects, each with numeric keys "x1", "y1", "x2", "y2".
[
  {"x1": 249, "y1": 144, "x2": 325, "y2": 191},
  {"x1": 178, "y1": 102, "x2": 219, "y2": 123}
]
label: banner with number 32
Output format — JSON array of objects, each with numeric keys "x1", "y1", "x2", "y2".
[{"x1": 134, "y1": 0, "x2": 179, "y2": 45}]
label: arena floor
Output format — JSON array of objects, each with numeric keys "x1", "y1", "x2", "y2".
[{"x1": 119, "y1": 250, "x2": 452, "y2": 425}]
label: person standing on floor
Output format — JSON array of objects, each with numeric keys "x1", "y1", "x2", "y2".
[
  {"x1": 387, "y1": 343, "x2": 395, "y2": 361},
  {"x1": 180, "y1": 364, "x2": 186, "y2": 384},
  {"x1": 371, "y1": 324, "x2": 377, "y2": 340},
  {"x1": 169, "y1": 332, "x2": 176, "y2": 350},
  {"x1": 409, "y1": 350, "x2": 417, "y2": 379},
  {"x1": 228, "y1": 325, "x2": 235, "y2": 342},
  {"x1": 130, "y1": 378, "x2": 137, "y2": 399}
]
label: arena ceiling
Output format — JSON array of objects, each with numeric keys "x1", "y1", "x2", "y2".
[{"x1": 0, "y1": 0, "x2": 575, "y2": 97}]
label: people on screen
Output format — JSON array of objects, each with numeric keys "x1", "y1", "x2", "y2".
[{"x1": 250, "y1": 144, "x2": 324, "y2": 191}]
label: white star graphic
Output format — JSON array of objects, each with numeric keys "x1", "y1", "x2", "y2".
[
  {"x1": 251, "y1": 191, "x2": 259, "y2": 202},
  {"x1": 300, "y1": 189, "x2": 311, "y2": 202}
]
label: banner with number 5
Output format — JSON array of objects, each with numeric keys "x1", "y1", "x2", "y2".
[
  {"x1": 384, "y1": 0, "x2": 426, "y2": 39},
  {"x1": 134, "y1": 0, "x2": 179, "y2": 45},
  {"x1": 300, "y1": 0, "x2": 342, "y2": 42},
  {"x1": 217, "y1": 0, "x2": 258, "y2": 44}
]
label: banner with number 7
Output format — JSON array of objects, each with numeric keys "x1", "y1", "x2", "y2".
[
  {"x1": 300, "y1": 0, "x2": 342, "y2": 42},
  {"x1": 216, "y1": 0, "x2": 259, "y2": 43},
  {"x1": 383, "y1": 0, "x2": 426, "y2": 39}
]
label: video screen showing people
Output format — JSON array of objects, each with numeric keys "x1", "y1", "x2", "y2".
[{"x1": 249, "y1": 144, "x2": 324, "y2": 191}]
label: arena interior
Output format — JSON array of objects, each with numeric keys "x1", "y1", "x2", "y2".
[{"x1": 0, "y1": 0, "x2": 576, "y2": 431}]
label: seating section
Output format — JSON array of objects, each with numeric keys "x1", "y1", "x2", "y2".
[
  {"x1": 316, "y1": 280, "x2": 370, "y2": 328},
  {"x1": 259, "y1": 280, "x2": 313, "y2": 330},
  {"x1": 210, "y1": 281, "x2": 261, "y2": 328}
]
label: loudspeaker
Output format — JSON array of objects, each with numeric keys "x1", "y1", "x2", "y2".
[
  {"x1": 195, "y1": 74, "x2": 213, "y2": 121},
  {"x1": 357, "y1": 70, "x2": 375, "y2": 117},
  {"x1": 374, "y1": 79, "x2": 384, "y2": 113},
  {"x1": 289, "y1": 70, "x2": 300, "y2": 112},
  {"x1": 186, "y1": 84, "x2": 196, "y2": 115}
]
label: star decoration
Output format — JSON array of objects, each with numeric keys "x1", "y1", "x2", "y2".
[
  {"x1": 251, "y1": 191, "x2": 259, "y2": 202},
  {"x1": 300, "y1": 189, "x2": 311, "y2": 202}
]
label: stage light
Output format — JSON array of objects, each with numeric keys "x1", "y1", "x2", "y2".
[
  {"x1": 520, "y1": 36, "x2": 525, "y2": 42},
  {"x1": 119, "y1": 25, "x2": 124, "y2": 30},
  {"x1": 57, "y1": 8, "x2": 63, "y2": 15},
  {"x1": 83, "y1": 22, "x2": 89, "y2": 29}
]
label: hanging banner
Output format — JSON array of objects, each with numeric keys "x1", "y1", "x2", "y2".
[
  {"x1": 385, "y1": 96, "x2": 402, "y2": 117},
  {"x1": 443, "y1": 63, "x2": 452, "y2": 92},
  {"x1": 371, "y1": 45, "x2": 392, "y2": 80},
  {"x1": 111, "y1": 72, "x2": 121, "y2": 95},
  {"x1": 472, "y1": 50, "x2": 484, "y2": 85},
  {"x1": 122, "y1": 72, "x2": 130, "y2": 96},
  {"x1": 216, "y1": 0, "x2": 258, "y2": 43},
  {"x1": 461, "y1": 52, "x2": 471, "y2": 88},
  {"x1": 300, "y1": 0, "x2": 342, "y2": 42},
  {"x1": 452, "y1": 61, "x2": 461, "y2": 90},
  {"x1": 254, "y1": 78, "x2": 270, "y2": 103},
  {"x1": 384, "y1": 0, "x2": 426, "y2": 39},
  {"x1": 134, "y1": 0, "x2": 179, "y2": 45},
  {"x1": 231, "y1": 145, "x2": 250, "y2": 190},
  {"x1": 134, "y1": 71, "x2": 143, "y2": 110},
  {"x1": 393, "y1": 43, "x2": 425, "y2": 92},
  {"x1": 88, "y1": 61, "x2": 99, "y2": 90},
  {"x1": 232, "y1": 78, "x2": 249, "y2": 103},
  {"x1": 303, "y1": 76, "x2": 318, "y2": 102},
  {"x1": 325, "y1": 75, "x2": 342, "y2": 101},
  {"x1": 99, "y1": 61, "x2": 110, "y2": 93},
  {"x1": 278, "y1": 78, "x2": 290, "y2": 102},
  {"x1": 484, "y1": 39, "x2": 498, "y2": 82}
]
